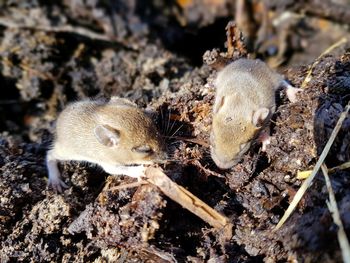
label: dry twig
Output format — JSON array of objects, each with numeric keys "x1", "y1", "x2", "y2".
[
  {"x1": 226, "y1": 20, "x2": 248, "y2": 59},
  {"x1": 0, "y1": 17, "x2": 132, "y2": 48},
  {"x1": 203, "y1": 21, "x2": 248, "y2": 69},
  {"x1": 144, "y1": 167, "x2": 233, "y2": 236}
]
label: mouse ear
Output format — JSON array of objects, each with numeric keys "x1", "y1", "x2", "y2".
[
  {"x1": 94, "y1": 125, "x2": 120, "y2": 147},
  {"x1": 213, "y1": 96, "x2": 225, "y2": 114},
  {"x1": 110, "y1": 97, "x2": 137, "y2": 108},
  {"x1": 252, "y1": 108, "x2": 270, "y2": 127}
]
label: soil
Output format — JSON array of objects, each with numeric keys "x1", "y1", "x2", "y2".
[{"x1": 0, "y1": 1, "x2": 350, "y2": 262}]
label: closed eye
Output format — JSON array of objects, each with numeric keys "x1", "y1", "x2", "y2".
[{"x1": 132, "y1": 145, "x2": 154, "y2": 154}]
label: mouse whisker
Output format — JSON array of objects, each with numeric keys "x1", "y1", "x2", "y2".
[
  {"x1": 165, "y1": 107, "x2": 172, "y2": 136},
  {"x1": 159, "y1": 107, "x2": 166, "y2": 135},
  {"x1": 168, "y1": 117, "x2": 177, "y2": 137},
  {"x1": 168, "y1": 123, "x2": 184, "y2": 139}
]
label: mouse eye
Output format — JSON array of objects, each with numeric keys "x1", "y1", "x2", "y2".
[{"x1": 132, "y1": 145, "x2": 154, "y2": 154}]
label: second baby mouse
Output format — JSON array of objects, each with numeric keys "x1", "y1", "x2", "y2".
[
  {"x1": 210, "y1": 58, "x2": 300, "y2": 169},
  {"x1": 46, "y1": 97, "x2": 167, "y2": 192}
]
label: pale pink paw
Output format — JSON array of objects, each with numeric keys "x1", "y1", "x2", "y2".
[
  {"x1": 48, "y1": 176, "x2": 68, "y2": 193},
  {"x1": 257, "y1": 131, "x2": 271, "y2": 152}
]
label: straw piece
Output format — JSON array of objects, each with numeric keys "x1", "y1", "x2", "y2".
[
  {"x1": 274, "y1": 101, "x2": 350, "y2": 230},
  {"x1": 321, "y1": 164, "x2": 350, "y2": 263}
]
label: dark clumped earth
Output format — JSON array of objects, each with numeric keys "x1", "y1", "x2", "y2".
[{"x1": 0, "y1": 1, "x2": 350, "y2": 262}]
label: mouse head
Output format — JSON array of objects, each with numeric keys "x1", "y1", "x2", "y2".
[
  {"x1": 210, "y1": 95, "x2": 270, "y2": 169},
  {"x1": 94, "y1": 106, "x2": 167, "y2": 165}
]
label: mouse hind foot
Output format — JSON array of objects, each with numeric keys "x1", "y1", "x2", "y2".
[{"x1": 281, "y1": 80, "x2": 303, "y2": 103}]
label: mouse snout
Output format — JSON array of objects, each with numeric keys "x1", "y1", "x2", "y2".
[
  {"x1": 211, "y1": 150, "x2": 239, "y2": 170},
  {"x1": 210, "y1": 145, "x2": 240, "y2": 170}
]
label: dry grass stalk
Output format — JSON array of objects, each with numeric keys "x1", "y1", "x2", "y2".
[
  {"x1": 321, "y1": 164, "x2": 350, "y2": 263},
  {"x1": 274, "y1": 101, "x2": 350, "y2": 230},
  {"x1": 301, "y1": 37, "x2": 348, "y2": 89},
  {"x1": 297, "y1": 160, "x2": 350, "y2": 179}
]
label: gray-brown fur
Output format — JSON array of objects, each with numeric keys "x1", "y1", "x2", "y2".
[
  {"x1": 46, "y1": 97, "x2": 166, "y2": 191},
  {"x1": 210, "y1": 58, "x2": 284, "y2": 169}
]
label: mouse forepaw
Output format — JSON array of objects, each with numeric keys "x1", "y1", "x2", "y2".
[
  {"x1": 119, "y1": 165, "x2": 146, "y2": 178},
  {"x1": 48, "y1": 176, "x2": 68, "y2": 193},
  {"x1": 103, "y1": 164, "x2": 146, "y2": 178},
  {"x1": 257, "y1": 131, "x2": 271, "y2": 152},
  {"x1": 46, "y1": 152, "x2": 68, "y2": 192},
  {"x1": 129, "y1": 165, "x2": 146, "y2": 179}
]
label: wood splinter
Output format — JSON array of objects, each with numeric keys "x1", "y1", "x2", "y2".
[{"x1": 144, "y1": 167, "x2": 233, "y2": 238}]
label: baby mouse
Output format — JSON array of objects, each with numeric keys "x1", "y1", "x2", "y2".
[
  {"x1": 46, "y1": 97, "x2": 167, "y2": 192},
  {"x1": 210, "y1": 58, "x2": 300, "y2": 169}
]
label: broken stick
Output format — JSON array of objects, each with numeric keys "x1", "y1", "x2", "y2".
[{"x1": 144, "y1": 167, "x2": 233, "y2": 237}]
